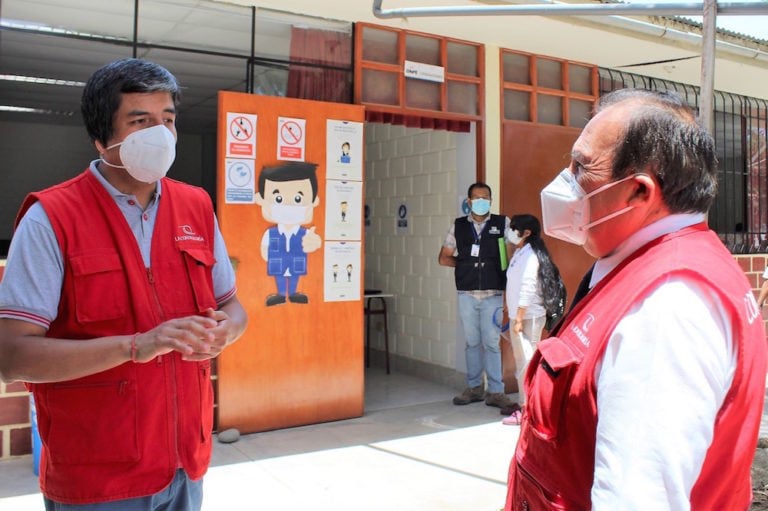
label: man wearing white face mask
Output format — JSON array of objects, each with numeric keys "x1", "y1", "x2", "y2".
[
  {"x1": 439, "y1": 182, "x2": 516, "y2": 410},
  {"x1": 0, "y1": 59, "x2": 248, "y2": 510},
  {"x1": 505, "y1": 89, "x2": 767, "y2": 511}
]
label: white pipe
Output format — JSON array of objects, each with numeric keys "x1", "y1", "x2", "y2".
[
  {"x1": 371, "y1": 0, "x2": 768, "y2": 63},
  {"x1": 373, "y1": 0, "x2": 768, "y2": 18}
]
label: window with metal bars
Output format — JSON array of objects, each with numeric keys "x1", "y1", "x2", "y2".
[{"x1": 599, "y1": 68, "x2": 768, "y2": 254}]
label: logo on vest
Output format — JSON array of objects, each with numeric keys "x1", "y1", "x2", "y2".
[
  {"x1": 175, "y1": 224, "x2": 204, "y2": 242},
  {"x1": 569, "y1": 313, "x2": 594, "y2": 347},
  {"x1": 744, "y1": 291, "x2": 760, "y2": 324},
  {"x1": 489, "y1": 226, "x2": 501, "y2": 235},
  {"x1": 582, "y1": 313, "x2": 595, "y2": 332}
]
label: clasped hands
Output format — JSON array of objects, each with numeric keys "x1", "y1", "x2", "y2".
[{"x1": 131, "y1": 308, "x2": 234, "y2": 363}]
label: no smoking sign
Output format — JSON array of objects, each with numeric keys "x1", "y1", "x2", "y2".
[
  {"x1": 277, "y1": 116, "x2": 306, "y2": 161},
  {"x1": 225, "y1": 112, "x2": 257, "y2": 159}
]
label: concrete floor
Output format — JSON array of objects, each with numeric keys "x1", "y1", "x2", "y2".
[
  {"x1": 0, "y1": 367, "x2": 518, "y2": 511},
  {"x1": 5, "y1": 367, "x2": 768, "y2": 510}
]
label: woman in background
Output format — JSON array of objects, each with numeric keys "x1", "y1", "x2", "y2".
[{"x1": 503, "y1": 214, "x2": 563, "y2": 425}]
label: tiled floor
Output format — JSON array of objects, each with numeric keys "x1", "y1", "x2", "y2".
[{"x1": 0, "y1": 368, "x2": 519, "y2": 511}]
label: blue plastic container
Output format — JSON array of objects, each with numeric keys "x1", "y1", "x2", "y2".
[{"x1": 30, "y1": 394, "x2": 41, "y2": 476}]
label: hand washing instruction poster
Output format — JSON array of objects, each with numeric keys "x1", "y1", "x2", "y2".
[{"x1": 224, "y1": 158, "x2": 256, "y2": 204}]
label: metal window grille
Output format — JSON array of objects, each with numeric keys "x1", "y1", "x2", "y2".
[{"x1": 598, "y1": 68, "x2": 768, "y2": 254}]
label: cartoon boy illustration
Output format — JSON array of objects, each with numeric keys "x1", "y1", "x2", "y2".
[
  {"x1": 340, "y1": 201, "x2": 348, "y2": 222},
  {"x1": 255, "y1": 162, "x2": 322, "y2": 306},
  {"x1": 339, "y1": 142, "x2": 351, "y2": 164}
]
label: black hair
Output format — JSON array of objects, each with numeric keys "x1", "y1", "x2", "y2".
[
  {"x1": 81, "y1": 58, "x2": 180, "y2": 146},
  {"x1": 258, "y1": 162, "x2": 319, "y2": 200},
  {"x1": 467, "y1": 182, "x2": 491, "y2": 198},
  {"x1": 510, "y1": 214, "x2": 562, "y2": 315},
  {"x1": 596, "y1": 88, "x2": 717, "y2": 214}
]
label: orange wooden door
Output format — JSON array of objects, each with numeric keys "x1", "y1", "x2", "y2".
[
  {"x1": 216, "y1": 91, "x2": 365, "y2": 433},
  {"x1": 499, "y1": 121, "x2": 594, "y2": 393}
]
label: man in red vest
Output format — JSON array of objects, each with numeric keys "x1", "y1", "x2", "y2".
[
  {"x1": 506, "y1": 89, "x2": 767, "y2": 510},
  {"x1": 0, "y1": 59, "x2": 248, "y2": 510}
]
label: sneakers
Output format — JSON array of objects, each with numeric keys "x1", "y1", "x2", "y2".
[
  {"x1": 484, "y1": 392, "x2": 516, "y2": 409},
  {"x1": 452, "y1": 385, "x2": 485, "y2": 405},
  {"x1": 502, "y1": 409, "x2": 524, "y2": 426}
]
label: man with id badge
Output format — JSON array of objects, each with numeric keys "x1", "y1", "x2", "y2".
[{"x1": 439, "y1": 182, "x2": 515, "y2": 410}]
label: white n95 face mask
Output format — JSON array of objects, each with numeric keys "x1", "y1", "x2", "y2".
[
  {"x1": 103, "y1": 125, "x2": 176, "y2": 183},
  {"x1": 540, "y1": 168, "x2": 636, "y2": 245}
]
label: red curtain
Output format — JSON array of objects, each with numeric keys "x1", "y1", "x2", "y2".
[
  {"x1": 287, "y1": 26, "x2": 470, "y2": 133},
  {"x1": 365, "y1": 110, "x2": 471, "y2": 133},
  {"x1": 287, "y1": 27, "x2": 352, "y2": 103}
]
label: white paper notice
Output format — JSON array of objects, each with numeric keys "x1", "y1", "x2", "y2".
[
  {"x1": 324, "y1": 241, "x2": 361, "y2": 302},
  {"x1": 324, "y1": 180, "x2": 362, "y2": 241},
  {"x1": 326, "y1": 119, "x2": 363, "y2": 181},
  {"x1": 224, "y1": 158, "x2": 256, "y2": 204}
]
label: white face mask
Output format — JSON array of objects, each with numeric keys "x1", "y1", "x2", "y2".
[
  {"x1": 540, "y1": 168, "x2": 636, "y2": 245},
  {"x1": 271, "y1": 203, "x2": 309, "y2": 225},
  {"x1": 506, "y1": 230, "x2": 522, "y2": 245},
  {"x1": 102, "y1": 125, "x2": 176, "y2": 183}
]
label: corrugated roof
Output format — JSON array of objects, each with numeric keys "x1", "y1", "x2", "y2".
[{"x1": 599, "y1": 0, "x2": 768, "y2": 46}]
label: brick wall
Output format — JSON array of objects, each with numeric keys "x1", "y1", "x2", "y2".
[
  {"x1": 1, "y1": 254, "x2": 767, "y2": 461},
  {"x1": 0, "y1": 260, "x2": 33, "y2": 459},
  {"x1": 0, "y1": 261, "x2": 36, "y2": 460},
  {"x1": 0, "y1": 260, "x2": 36, "y2": 460},
  {"x1": 0, "y1": 381, "x2": 31, "y2": 459},
  {"x1": 737, "y1": 254, "x2": 768, "y2": 336}
]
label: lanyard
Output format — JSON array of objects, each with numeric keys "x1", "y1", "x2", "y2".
[{"x1": 471, "y1": 221, "x2": 485, "y2": 243}]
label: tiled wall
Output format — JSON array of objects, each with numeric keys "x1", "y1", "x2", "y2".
[{"x1": 363, "y1": 123, "x2": 462, "y2": 373}]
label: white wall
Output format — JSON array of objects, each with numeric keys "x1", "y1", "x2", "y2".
[{"x1": 364, "y1": 122, "x2": 478, "y2": 376}]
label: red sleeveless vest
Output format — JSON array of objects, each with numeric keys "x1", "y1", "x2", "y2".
[
  {"x1": 19, "y1": 170, "x2": 218, "y2": 504},
  {"x1": 506, "y1": 224, "x2": 767, "y2": 510}
]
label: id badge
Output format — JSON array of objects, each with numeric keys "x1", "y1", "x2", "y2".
[{"x1": 471, "y1": 244, "x2": 480, "y2": 257}]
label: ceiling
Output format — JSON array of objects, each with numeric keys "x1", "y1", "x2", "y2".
[{"x1": 0, "y1": 0, "x2": 351, "y2": 133}]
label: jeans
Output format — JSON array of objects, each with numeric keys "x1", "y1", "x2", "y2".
[
  {"x1": 457, "y1": 292, "x2": 504, "y2": 394},
  {"x1": 509, "y1": 315, "x2": 546, "y2": 405},
  {"x1": 44, "y1": 469, "x2": 203, "y2": 511}
]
